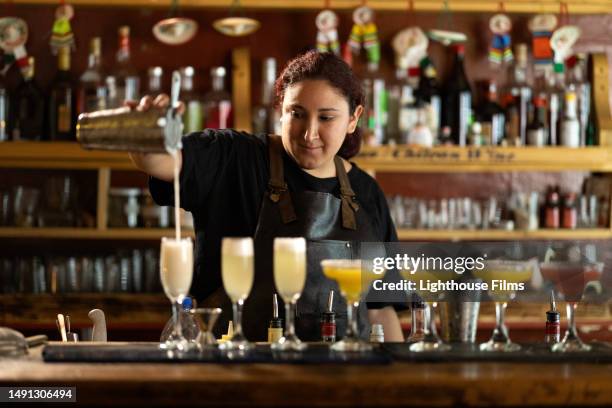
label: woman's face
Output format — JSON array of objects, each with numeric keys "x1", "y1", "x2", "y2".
[{"x1": 280, "y1": 79, "x2": 363, "y2": 174}]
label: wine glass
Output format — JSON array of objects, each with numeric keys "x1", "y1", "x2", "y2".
[
  {"x1": 540, "y1": 261, "x2": 604, "y2": 352},
  {"x1": 400, "y1": 268, "x2": 453, "y2": 352},
  {"x1": 219, "y1": 237, "x2": 254, "y2": 351},
  {"x1": 271, "y1": 237, "x2": 307, "y2": 351},
  {"x1": 320, "y1": 259, "x2": 375, "y2": 352},
  {"x1": 474, "y1": 259, "x2": 534, "y2": 352},
  {"x1": 159, "y1": 236, "x2": 194, "y2": 351}
]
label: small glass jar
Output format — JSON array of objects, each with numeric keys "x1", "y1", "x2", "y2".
[{"x1": 108, "y1": 188, "x2": 141, "y2": 228}]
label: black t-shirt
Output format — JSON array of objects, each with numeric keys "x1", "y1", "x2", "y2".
[{"x1": 150, "y1": 129, "x2": 398, "y2": 302}]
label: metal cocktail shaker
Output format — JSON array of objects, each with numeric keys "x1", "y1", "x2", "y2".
[
  {"x1": 76, "y1": 71, "x2": 183, "y2": 153},
  {"x1": 438, "y1": 279, "x2": 482, "y2": 344}
]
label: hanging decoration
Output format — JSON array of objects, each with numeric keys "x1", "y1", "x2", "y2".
[
  {"x1": 49, "y1": 2, "x2": 75, "y2": 54},
  {"x1": 347, "y1": 4, "x2": 380, "y2": 72},
  {"x1": 427, "y1": 0, "x2": 466, "y2": 46},
  {"x1": 528, "y1": 14, "x2": 557, "y2": 70},
  {"x1": 153, "y1": 0, "x2": 198, "y2": 45},
  {"x1": 488, "y1": 13, "x2": 513, "y2": 65},
  {"x1": 550, "y1": 25, "x2": 581, "y2": 66},
  {"x1": 0, "y1": 17, "x2": 29, "y2": 75},
  {"x1": 315, "y1": 10, "x2": 340, "y2": 55},
  {"x1": 392, "y1": 27, "x2": 428, "y2": 80},
  {"x1": 213, "y1": 0, "x2": 260, "y2": 37}
]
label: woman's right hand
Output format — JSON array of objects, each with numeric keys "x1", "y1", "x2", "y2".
[{"x1": 127, "y1": 95, "x2": 185, "y2": 182}]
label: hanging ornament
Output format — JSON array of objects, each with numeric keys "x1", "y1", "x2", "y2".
[
  {"x1": 428, "y1": 0, "x2": 465, "y2": 47},
  {"x1": 50, "y1": 2, "x2": 75, "y2": 54},
  {"x1": 550, "y1": 25, "x2": 581, "y2": 65},
  {"x1": 347, "y1": 5, "x2": 380, "y2": 72},
  {"x1": 392, "y1": 27, "x2": 428, "y2": 80},
  {"x1": 528, "y1": 14, "x2": 557, "y2": 70},
  {"x1": 153, "y1": 0, "x2": 198, "y2": 45},
  {"x1": 213, "y1": 0, "x2": 260, "y2": 37},
  {"x1": 0, "y1": 17, "x2": 29, "y2": 75},
  {"x1": 488, "y1": 14, "x2": 513, "y2": 65},
  {"x1": 315, "y1": 10, "x2": 340, "y2": 55}
]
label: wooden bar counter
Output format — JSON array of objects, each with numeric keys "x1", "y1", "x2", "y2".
[{"x1": 1, "y1": 345, "x2": 612, "y2": 407}]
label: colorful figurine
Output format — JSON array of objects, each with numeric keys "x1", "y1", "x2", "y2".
[
  {"x1": 392, "y1": 27, "x2": 428, "y2": 80},
  {"x1": 50, "y1": 3, "x2": 75, "y2": 54},
  {"x1": 0, "y1": 17, "x2": 29, "y2": 76},
  {"x1": 528, "y1": 14, "x2": 557, "y2": 71},
  {"x1": 347, "y1": 5, "x2": 380, "y2": 71},
  {"x1": 489, "y1": 13, "x2": 513, "y2": 65},
  {"x1": 315, "y1": 10, "x2": 340, "y2": 55}
]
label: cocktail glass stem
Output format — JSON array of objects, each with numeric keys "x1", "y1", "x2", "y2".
[
  {"x1": 172, "y1": 299, "x2": 182, "y2": 341},
  {"x1": 409, "y1": 302, "x2": 450, "y2": 352},
  {"x1": 345, "y1": 300, "x2": 359, "y2": 340},
  {"x1": 480, "y1": 301, "x2": 521, "y2": 352},
  {"x1": 271, "y1": 299, "x2": 306, "y2": 351},
  {"x1": 232, "y1": 299, "x2": 246, "y2": 341},
  {"x1": 552, "y1": 302, "x2": 591, "y2": 352}
]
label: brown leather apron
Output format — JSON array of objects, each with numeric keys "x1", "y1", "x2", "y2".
[{"x1": 209, "y1": 135, "x2": 378, "y2": 342}]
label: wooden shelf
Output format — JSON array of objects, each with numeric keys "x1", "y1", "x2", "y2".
[
  {"x1": 355, "y1": 145, "x2": 612, "y2": 173},
  {"x1": 3, "y1": 142, "x2": 612, "y2": 173},
  {"x1": 0, "y1": 293, "x2": 169, "y2": 330},
  {"x1": 397, "y1": 228, "x2": 612, "y2": 241},
  {"x1": 0, "y1": 227, "x2": 194, "y2": 240},
  {"x1": 0, "y1": 142, "x2": 136, "y2": 170},
  {"x1": 10, "y1": 0, "x2": 612, "y2": 14}
]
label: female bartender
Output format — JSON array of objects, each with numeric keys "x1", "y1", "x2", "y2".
[{"x1": 131, "y1": 51, "x2": 404, "y2": 342}]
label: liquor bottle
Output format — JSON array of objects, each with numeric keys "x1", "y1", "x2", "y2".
[
  {"x1": 0, "y1": 74, "x2": 9, "y2": 141},
  {"x1": 502, "y1": 94, "x2": 520, "y2": 145},
  {"x1": 147, "y1": 66, "x2": 163, "y2": 94},
  {"x1": 441, "y1": 43, "x2": 472, "y2": 146},
  {"x1": 385, "y1": 83, "x2": 401, "y2": 144},
  {"x1": 527, "y1": 97, "x2": 548, "y2": 147},
  {"x1": 560, "y1": 91, "x2": 580, "y2": 148},
  {"x1": 77, "y1": 37, "x2": 106, "y2": 114},
  {"x1": 11, "y1": 57, "x2": 45, "y2": 141},
  {"x1": 112, "y1": 26, "x2": 140, "y2": 107},
  {"x1": 203, "y1": 67, "x2": 232, "y2": 129},
  {"x1": 180, "y1": 66, "x2": 203, "y2": 134},
  {"x1": 546, "y1": 63, "x2": 566, "y2": 146},
  {"x1": 506, "y1": 43, "x2": 532, "y2": 145},
  {"x1": 567, "y1": 54, "x2": 591, "y2": 146},
  {"x1": 416, "y1": 61, "x2": 441, "y2": 140},
  {"x1": 475, "y1": 81, "x2": 505, "y2": 145},
  {"x1": 49, "y1": 46, "x2": 76, "y2": 141},
  {"x1": 252, "y1": 58, "x2": 281, "y2": 135},
  {"x1": 399, "y1": 84, "x2": 420, "y2": 144}
]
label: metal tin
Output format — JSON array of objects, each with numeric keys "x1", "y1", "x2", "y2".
[{"x1": 77, "y1": 71, "x2": 183, "y2": 153}]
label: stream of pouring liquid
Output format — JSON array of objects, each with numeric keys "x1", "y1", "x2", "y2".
[{"x1": 172, "y1": 150, "x2": 181, "y2": 241}]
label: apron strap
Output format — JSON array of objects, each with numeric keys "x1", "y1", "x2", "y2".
[
  {"x1": 334, "y1": 156, "x2": 359, "y2": 230},
  {"x1": 267, "y1": 135, "x2": 297, "y2": 224}
]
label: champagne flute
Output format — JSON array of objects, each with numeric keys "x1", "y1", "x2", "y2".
[
  {"x1": 271, "y1": 237, "x2": 307, "y2": 351},
  {"x1": 159, "y1": 237, "x2": 194, "y2": 351},
  {"x1": 219, "y1": 237, "x2": 254, "y2": 351}
]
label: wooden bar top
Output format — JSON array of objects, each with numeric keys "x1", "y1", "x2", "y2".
[{"x1": 1, "y1": 346, "x2": 612, "y2": 407}]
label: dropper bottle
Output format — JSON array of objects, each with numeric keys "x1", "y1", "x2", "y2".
[
  {"x1": 321, "y1": 290, "x2": 336, "y2": 343},
  {"x1": 268, "y1": 294, "x2": 283, "y2": 343},
  {"x1": 545, "y1": 290, "x2": 561, "y2": 345}
]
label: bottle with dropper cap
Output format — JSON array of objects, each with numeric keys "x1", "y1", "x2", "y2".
[
  {"x1": 268, "y1": 294, "x2": 283, "y2": 343},
  {"x1": 545, "y1": 290, "x2": 561, "y2": 345},
  {"x1": 321, "y1": 290, "x2": 336, "y2": 343}
]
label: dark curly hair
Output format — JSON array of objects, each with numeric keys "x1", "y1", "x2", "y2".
[{"x1": 274, "y1": 51, "x2": 364, "y2": 159}]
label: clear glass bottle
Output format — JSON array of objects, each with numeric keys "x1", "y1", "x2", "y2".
[
  {"x1": 567, "y1": 54, "x2": 591, "y2": 146},
  {"x1": 505, "y1": 43, "x2": 532, "y2": 145},
  {"x1": 160, "y1": 296, "x2": 199, "y2": 343},
  {"x1": 49, "y1": 46, "x2": 76, "y2": 141},
  {"x1": 252, "y1": 58, "x2": 281, "y2": 135},
  {"x1": 112, "y1": 26, "x2": 140, "y2": 107},
  {"x1": 406, "y1": 301, "x2": 426, "y2": 342},
  {"x1": 416, "y1": 63, "x2": 441, "y2": 141},
  {"x1": 180, "y1": 67, "x2": 203, "y2": 134},
  {"x1": 203, "y1": 67, "x2": 232, "y2": 129},
  {"x1": 399, "y1": 84, "x2": 420, "y2": 144},
  {"x1": 147, "y1": 66, "x2": 163, "y2": 94},
  {"x1": 11, "y1": 57, "x2": 45, "y2": 141},
  {"x1": 560, "y1": 91, "x2": 580, "y2": 148},
  {"x1": 78, "y1": 37, "x2": 106, "y2": 114}
]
